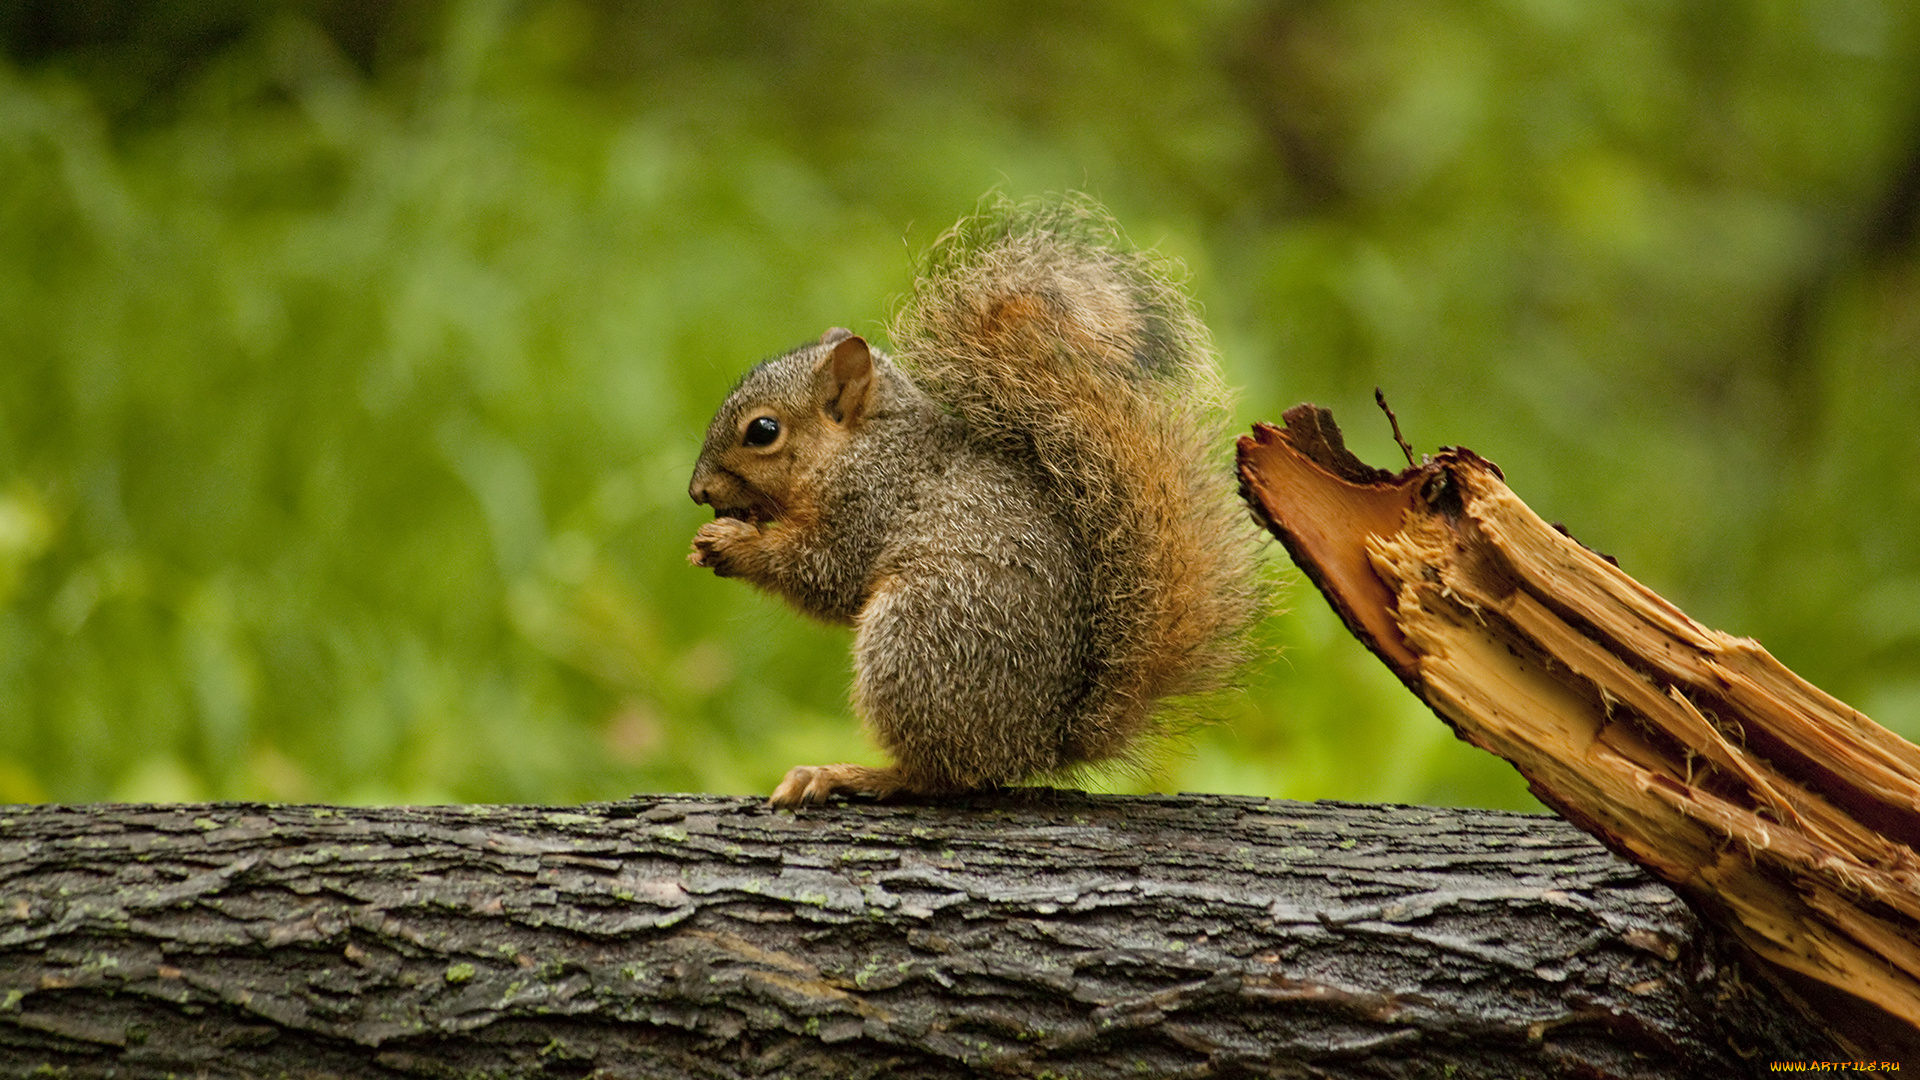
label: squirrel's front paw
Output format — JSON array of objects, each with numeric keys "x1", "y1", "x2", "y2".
[{"x1": 689, "y1": 517, "x2": 758, "y2": 575}]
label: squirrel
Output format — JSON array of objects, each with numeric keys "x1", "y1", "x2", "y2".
[{"x1": 687, "y1": 195, "x2": 1268, "y2": 807}]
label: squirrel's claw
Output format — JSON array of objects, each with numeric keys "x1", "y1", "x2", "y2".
[
  {"x1": 768, "y1": 763, "x2": 908, "y2": 808},
  {"x1": 690, "y1": 517, "x2": 756, "y2": 574},
  {"x1": 767, "y1": 766, "x2": 836, "y2": 807}
]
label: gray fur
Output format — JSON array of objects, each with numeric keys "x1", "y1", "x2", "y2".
[{"x1": 689, "y1": 197, "x2": 1269, "y2": 803}]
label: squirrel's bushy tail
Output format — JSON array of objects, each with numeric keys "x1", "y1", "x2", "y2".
[{"x1": 891, "y1": 194, "x2": 1269, "y2": 766}]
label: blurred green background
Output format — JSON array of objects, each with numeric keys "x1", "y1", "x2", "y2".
[{"x1": 1, "y1": 0, "x2": 1916, "y2": 809}]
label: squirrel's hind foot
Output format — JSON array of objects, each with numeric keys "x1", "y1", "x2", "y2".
[{"x1": 767, "y1": 763, "x2": 912, "y2": 808}]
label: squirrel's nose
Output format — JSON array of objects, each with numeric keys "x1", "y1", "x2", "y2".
[{"x1": 689, "y1": 463, "x2": 715, "y2": 506}]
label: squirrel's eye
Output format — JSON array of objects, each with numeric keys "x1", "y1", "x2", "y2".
[{"x1": 743, "y1": 416, "x2": 780, "y2": 447}]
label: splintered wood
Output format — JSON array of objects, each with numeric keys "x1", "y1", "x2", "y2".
[{"x1": 1238, "y1": 406, "x2": 1920, "y2": 1046}]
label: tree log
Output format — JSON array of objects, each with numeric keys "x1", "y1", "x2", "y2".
[
  {"x1": 0, "y1": 793, "x2": 1840, "y2": 1078},
  {"x1": 1237, "y1": 406, "x2": 1920, "y2": 1058}
]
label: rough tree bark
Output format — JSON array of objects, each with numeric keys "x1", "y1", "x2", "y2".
[{"x1": 0, "y1": 793, "x2": 1838, "y2": 1078}]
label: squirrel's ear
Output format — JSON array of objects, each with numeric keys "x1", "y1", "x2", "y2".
[{"x1": 823, "y1": 335, "x2": 875, "y2": 427}]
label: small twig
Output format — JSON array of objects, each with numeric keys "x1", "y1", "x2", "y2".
[{"x1": 1375, "y1": 387, "x2": 1416, "y2": 468}]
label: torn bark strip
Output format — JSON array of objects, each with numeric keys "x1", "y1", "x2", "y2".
[{"x1": 1238, "y1": 407, "x2": 1920, "y2": 1055}]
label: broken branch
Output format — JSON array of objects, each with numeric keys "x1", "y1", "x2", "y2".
[{"x1": 1238, "y1": 409, "x2": 1920, "y2": 1056}]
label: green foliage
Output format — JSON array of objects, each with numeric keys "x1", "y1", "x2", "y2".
[{"x1": 1, "y1": 0, "x2": 1916, "y2": 809}]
